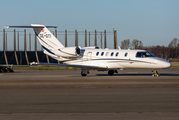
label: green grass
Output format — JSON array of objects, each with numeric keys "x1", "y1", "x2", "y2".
[
  {"x1": 170, "y1": 62, "x2": 179, "y2": 68},
  {"x1": 171, "y1": 62, "x2": 179, "y2": 66}
]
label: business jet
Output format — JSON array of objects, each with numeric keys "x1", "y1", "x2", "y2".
[{"x1": 5, "y1": 24, "x2": 171, "y2": 76}]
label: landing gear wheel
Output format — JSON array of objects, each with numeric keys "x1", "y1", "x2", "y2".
[
  {"x1": 108, "y1": 70, "x2": 114, "y2": 76},
  {"x1": 81, "y1": 72, "x2": 87, "y2": 76},
  {"x1": 81, "y1": 70, "x2": 88, "y2": 76},
  {"x1": 152, "y1": 71, "x2": 160, "y2": 77}
]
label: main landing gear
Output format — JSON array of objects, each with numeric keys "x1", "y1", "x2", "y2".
[
  {"x1": 108, "y1": 70, "x2": 118, "y2": 76},
  {"x1": 81, "y1": 70, "x2": 119, "y2": 76},
  {"x1": 81, "y1": 70, "x2": 89, "y2": 76},
  {"x1": 152, "y1": 70, "x2": 160, "y2": 77}
]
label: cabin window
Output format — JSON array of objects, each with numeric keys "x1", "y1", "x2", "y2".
[
  {"x1": 96, "y1": 52, "x2": 99, "y2": 56},
  {"x1": 111, "y1": 52, "x2": 114, "y2": 56},
  {"x1": 101, "y1": 52, "x2": 104, "y2": 56},
  {"x1": 124, "y1": 53, "x2": 128, "y2": 57},
  {"x1": 106, "y1": 52, "x2": 109, "y2": 56},
  {"x1": 116, "y1": 52, "x2": 119, "y2": 57}
]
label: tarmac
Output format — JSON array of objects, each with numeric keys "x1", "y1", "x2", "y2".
[{"x1": 0, "y1": 68, "x2": 179, "y2": 120}]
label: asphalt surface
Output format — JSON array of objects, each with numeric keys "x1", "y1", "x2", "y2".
[{"x1": 0, "y1": 68, "x2": 179, "y2": 120}]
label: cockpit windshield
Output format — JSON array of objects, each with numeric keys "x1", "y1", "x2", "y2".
[{"x1": 136, "y1": 51, "x2": 155, "y2": 58}]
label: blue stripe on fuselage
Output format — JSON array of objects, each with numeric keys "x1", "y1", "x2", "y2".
[
  {"x1": 90, "y1": 58, "x2": 152, "y2": 64},
  {"x1": 42, "y1": 46, "x2": 55, "y2": 55}
]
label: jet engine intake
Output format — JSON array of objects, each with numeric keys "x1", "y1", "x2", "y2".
[{"x1": 58, "y1": 46, "x2": 81, "y2": 57}]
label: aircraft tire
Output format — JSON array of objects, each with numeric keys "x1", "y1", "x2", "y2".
[
  {"x1": 81, "y1": 72, "x2": 87, "y2": 76},
  {"x1": 108, "y1": 70, "x2": 114, "y2": 76}
]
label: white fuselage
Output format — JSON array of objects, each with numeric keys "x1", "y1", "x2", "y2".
[
  {"x1": 51, "y1": 48, "x2": 171, "y2": 70},
  {"x1": 6, "y1": 24, "x2": 171, "y2": 76}
]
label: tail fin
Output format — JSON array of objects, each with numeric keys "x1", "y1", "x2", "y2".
[{"x1": 31, "y1": 24, "x2": 64, "y2": 50}]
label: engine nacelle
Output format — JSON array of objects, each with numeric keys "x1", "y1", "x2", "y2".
[
  {"x1": 57, "y1": 46, "x2": 81, "y2": 57},
  {"x1": 82, "y1": 46, "x2": 99, "y2": 49}
]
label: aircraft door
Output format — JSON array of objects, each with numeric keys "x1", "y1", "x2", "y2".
[{"x1": 87, "y1": 52, "x2": 92, "y2": 60}]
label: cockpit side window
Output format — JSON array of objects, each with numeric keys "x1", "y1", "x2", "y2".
[
  {"x1": 136, "y1": 52, "x2": 142, "y2": 57},
  {"x1": 142, "y1": 52, "x2": 155, "y2": 57},
  {"x1": 136, "y1": 51, "x2": 155, "y2": 58}
]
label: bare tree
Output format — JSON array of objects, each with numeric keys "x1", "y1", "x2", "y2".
[
  {"x1": 168, "y1": 38, "x2": 178, "y2": 58},
  {"x1": 177, "y1": 39, "x2": 179, "y2": 59},
  {"x1": 168, "y1": 38, "x2": 177, "y2": 48},
  {"x1": 131, "y1": 39, "x2": 143, "y2": 49},
  {"x1": 121, "y1": 38, "x2": 179, "y2": 60},
  {"x1": 163, "y1": 47, "x2": 170, "y2": 60},
  {"x1": 120, "y1": 39, "x2": 130, "y2": 49}
]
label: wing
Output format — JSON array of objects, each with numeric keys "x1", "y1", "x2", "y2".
[{"x1": 30, "y1": 62, "x2": 108, "y2": 70}]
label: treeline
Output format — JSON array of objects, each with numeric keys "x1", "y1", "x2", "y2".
[{"x1": 120, "y1": 38, "x2": 179, "y2": 61}]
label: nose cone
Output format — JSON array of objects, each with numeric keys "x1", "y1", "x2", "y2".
[
  {"x1": 154, "y1": 57, "x2": 171, "y2": 69},
  {"x1": 162, "y1": 62, "x2": 172, "y2": 68},
  {"x1": 160, "y1": 60, "x2": 171, "y2": 69}
]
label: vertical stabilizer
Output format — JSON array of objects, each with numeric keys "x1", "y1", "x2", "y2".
[{"x1": 31, "y1": 24, "x2": 64, "y2": 50}]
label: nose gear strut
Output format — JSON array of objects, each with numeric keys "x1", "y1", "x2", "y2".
[{"x1": 152, "y1": 70, "x2": 160, "y2": 77}]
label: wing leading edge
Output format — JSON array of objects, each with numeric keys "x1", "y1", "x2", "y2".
[{"x1": 30, "y1": 62, "x2": 108, "y2": 70}]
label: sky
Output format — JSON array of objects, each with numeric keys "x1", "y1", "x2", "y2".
[{"x1": 0, "y1": 0, "x2": 179, "y2": 50}]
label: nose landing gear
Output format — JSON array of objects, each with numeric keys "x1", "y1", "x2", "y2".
[{"x1": 152, "y1": 70, "x2": 160, "y2": 77}]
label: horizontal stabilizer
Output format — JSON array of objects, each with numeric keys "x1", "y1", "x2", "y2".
[{"x1": 5, "y1": 24, "x2": 57, "y2": 28}]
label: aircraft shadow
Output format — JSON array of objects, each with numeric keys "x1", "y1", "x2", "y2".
[{"x1": 96, "y1": 73, "x2": 179, "y2": 76}]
